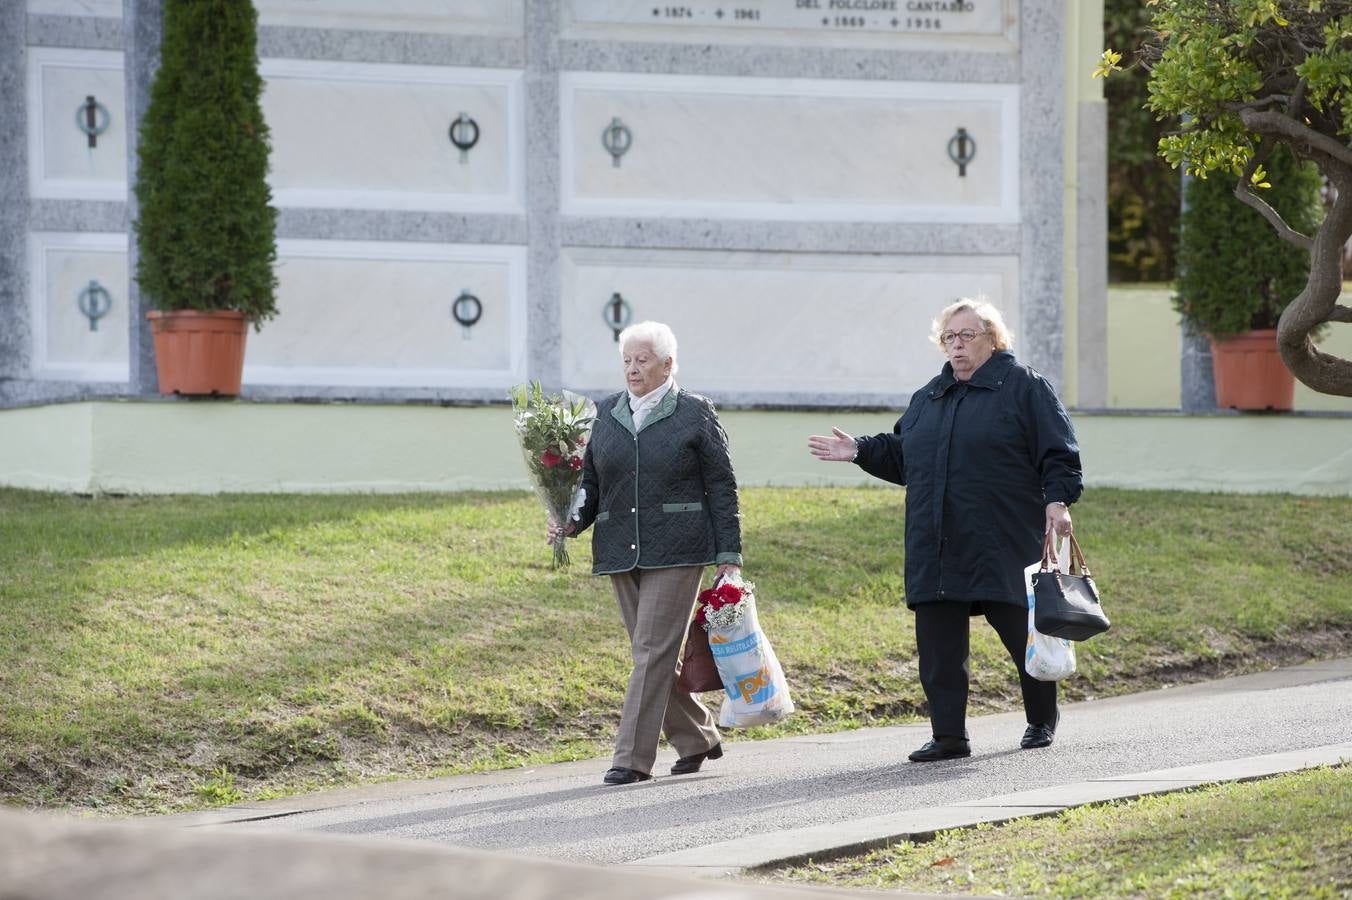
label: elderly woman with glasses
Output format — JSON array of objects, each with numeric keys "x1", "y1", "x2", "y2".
[
  {"x1": 549, "y1": 320, "x2": 741, "y2": 785},
  {"x1": 808, "y1": 299, "x2": 1082, "y2": 763}
]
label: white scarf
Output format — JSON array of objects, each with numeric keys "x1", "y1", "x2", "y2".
[{"x1": 629, "y1": 377, "x2": 673, "y2": 431}]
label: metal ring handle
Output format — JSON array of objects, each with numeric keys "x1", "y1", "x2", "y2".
[
  {"x1": 452, "y1": 290, "x2": 482, "y2": 327},
  {"x1": 76, "y1": 95, "x2": 111, "y2": 148},
  {"x1": 78, "y1": 279, "x2": 112, "y2": 331},
  {"x1": 602, "y1": 117, "x2": 632, "y2": 167},
  {"x1": 449, "y1": 113, "x2": 480, "y2": 153},
  {"x1": 947, "y1": 127, "x2": 976, "y2": 176}
]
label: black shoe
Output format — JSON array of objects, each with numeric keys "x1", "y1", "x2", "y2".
[
  {"x1": 602, "y1": 766, "x2": 652, "y2": 785},
  {"x1": 670, "y1": 743, "x2": 723, "y2": 775},
  {"x1": 907, "y1": 736, "x2": 971, "y2": 762},
  {"x1": 1020, "y1": 723, "x2": 1056, "y2": 749}
]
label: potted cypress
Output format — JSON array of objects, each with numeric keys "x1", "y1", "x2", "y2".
[
  {"x1": 1174, "y1": 145, "x2": 1323, "y2": 410},
  {"x1": 135, "y1": 0, "x2": 277, "y2": 396}
]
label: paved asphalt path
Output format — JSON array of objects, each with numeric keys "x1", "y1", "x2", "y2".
[{"x1": 225, "y1": 659, "x2": 1351, "y2": 867}]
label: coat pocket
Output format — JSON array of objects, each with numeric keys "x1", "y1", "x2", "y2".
[
  {"x1": 661, "y1": 501, "x2": 704, "y2": 513},
  {"x1": 595, "y1": 511, "x2": 610, "y2": 523}
]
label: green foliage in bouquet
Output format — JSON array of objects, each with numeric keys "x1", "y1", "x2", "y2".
[
  {"x1": 1175, "y1": 144, "x2": 1323, "y2": 341},
  {"x1": 134, "y1": 0, "x2": 278, "y2": 326},
  {"x1": 509, "y1": 382, "x2": 596, "y2": 569}
]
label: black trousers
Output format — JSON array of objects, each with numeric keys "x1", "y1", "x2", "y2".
[{"x1": 914, "y1": 600, "x2": 1057, "y2": 740}]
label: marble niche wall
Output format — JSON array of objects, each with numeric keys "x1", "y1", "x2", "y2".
[{"x1": 4, "y1": 0, "x2": 1081, "y2": 408}]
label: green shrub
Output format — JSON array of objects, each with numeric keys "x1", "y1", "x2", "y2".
[
  {"x1": 133, "y1": 0, "x2": 277, "y2": 326},
  {"x1": 1173, "y1": 146, "x2": 1323, "y2": 340}
]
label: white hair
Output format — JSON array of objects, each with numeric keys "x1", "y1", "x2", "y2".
[{"x1": 617, "y1": 320, "x2": 679, "y2": 375}]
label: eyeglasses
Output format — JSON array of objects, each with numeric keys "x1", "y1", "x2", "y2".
[{"x1": 940, "y1": 329, "x2": 987, "y2": 345}]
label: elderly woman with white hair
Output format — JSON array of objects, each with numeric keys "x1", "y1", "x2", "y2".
[
  {"x1": 808, "y1": 299, "x2": 1082, "y2": 763},
  {"x1": 549, "y1": 320, "x2": 742, "y2": 785}
]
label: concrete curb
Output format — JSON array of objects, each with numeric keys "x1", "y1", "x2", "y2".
[{"x1": 625, "y1": 742, "x2": 1352, "y2": 877}]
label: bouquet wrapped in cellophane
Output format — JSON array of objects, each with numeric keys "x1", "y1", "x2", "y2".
[{"x1": 509, "y1": 381, "x2": 597, "y2": 569}]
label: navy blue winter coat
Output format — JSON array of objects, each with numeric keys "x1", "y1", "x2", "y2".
[{"x1": 853, "y1": 351, "x2": 1083, "y2": 610}]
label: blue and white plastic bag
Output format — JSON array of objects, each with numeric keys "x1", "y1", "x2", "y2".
[
  {"x1": 1024, "y1": 535, "x2": 1077, "y2": 682},
  {"x1": 709, "y1": 594, "x2": 794, "y2": 728}
]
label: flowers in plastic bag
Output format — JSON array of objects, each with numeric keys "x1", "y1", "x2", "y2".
[{"x1": 695, "y1": 577, "x2": 756, "y2": 632}]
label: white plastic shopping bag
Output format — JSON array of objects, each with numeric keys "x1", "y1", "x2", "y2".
[
  {"x1": 699, "y1": 576, "x2": 794, "y2": 728},
  {"x1": 1024, "y1": 534, "x2": 1076, "y2": 682}
]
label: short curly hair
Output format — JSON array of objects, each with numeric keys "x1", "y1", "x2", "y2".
[
  {"x1": 931, "y1": 298, "x2": 1013, "y2": 353},
  {"x1": 617, "y1": 320, "x2": 679, "y2": 375}
]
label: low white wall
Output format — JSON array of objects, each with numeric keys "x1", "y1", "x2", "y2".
[{"x1": 1, "y1": 402, "x2": 1348, "y2": 496}]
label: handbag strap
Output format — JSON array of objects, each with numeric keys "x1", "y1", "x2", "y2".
[
  {"x1": 1066, "y1": 533, "x2": 1091, "y2": 577},
  {"x1": 1043, "y1": 530, "x2": 1092, "y2": 576},
  {"x1": 1040, "y1": 529, "x2": 1058, "y2": 572}
]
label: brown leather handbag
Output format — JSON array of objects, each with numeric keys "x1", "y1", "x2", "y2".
[{"x1": 677, "y1": 619, "x2": 723, "y2": 693}]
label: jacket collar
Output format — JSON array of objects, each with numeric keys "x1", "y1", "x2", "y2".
[
  {"x1": 929, "y1": 351, "x2": 1015, "y2": 399},
  {"x1": 611, "y1": 384, "x2": 681, "y2": 435}
]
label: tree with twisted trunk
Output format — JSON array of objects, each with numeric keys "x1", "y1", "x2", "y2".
[{"x1": 1101, "y1": 0, "x2": 1352, "y2": 397}]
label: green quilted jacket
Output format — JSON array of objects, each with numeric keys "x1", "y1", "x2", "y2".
[{"x1": 574, "y1": 386, "x2": 743, "y2": 575}]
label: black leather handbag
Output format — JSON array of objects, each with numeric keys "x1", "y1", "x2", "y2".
[{"x1": 1032, "y1": 531, "x2": 1110, "y2": 641}]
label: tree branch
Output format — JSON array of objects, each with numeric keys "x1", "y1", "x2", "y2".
[
  {"x1": 1238, "y1": 108, "x2": 1352, "y2": 167},
  {"x1": 1329, "y1": 305, "x2": 1352, "y2": 323},
  {"x1": 1234, "y1": 147, "x2": 1315, "y2": 250},
  {"x1": 1222, "y1": 95, "x2": 1292, "y2": 113}
]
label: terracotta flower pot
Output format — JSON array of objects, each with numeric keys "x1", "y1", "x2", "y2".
[
  {"x1": 146, "y1": 310, "x2": 249, "y2": 396},
  {"x1": 1209, "y1": 328, "x2": 1295, "y2": 411}
]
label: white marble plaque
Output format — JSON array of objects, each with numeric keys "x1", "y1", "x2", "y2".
[
  {"x1": 255, "y1": 0, "x2": 523, "y2": 36},
  {"x1": 564, "y1": 0, "x2": 1016, "y2": 48},
  {"x1": 27, "y1": 49, "x2": 127, "y2": 201},
  {"x1": 244, "y1": 240, "x2": 527, "y2": 388},
  {"x1": 561, "y1": 247, "x2": 1019, "y2": 398},
  {"x1": 562, "y1": 72, "x2": 1018, "y2": 222},
  {"x1": 29, "y1": 232, "x2": 130, "y2": 382},
  {"x1": 260, "y1": 60, "x2": 524, "y2": 213}
]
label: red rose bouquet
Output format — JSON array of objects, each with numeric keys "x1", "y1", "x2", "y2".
[
  {"x1": 694, "y1": 579, "x2": 754, "y2": 632},
  {"x1": 509, "y1": 381, "x2": 596, "y2": 568}
]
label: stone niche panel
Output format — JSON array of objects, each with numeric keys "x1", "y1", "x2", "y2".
[
  {"x1": 29, "y1": 232, "x2": 130, "y2": 382},
  {"x1": 562, "y1": 72, "x2": 1018, "y2": 222},
  {"x1": 27, "y1": 48, "x2": 127, "y2": 201},
  {"x1": 254, "y1": 0, "x2": 523, "y2": 36},
  {"x1": 561, "y1": 248, "x2": 1019, "y2": 398},
  {"x1": 260, "y1": 60, "x2": 524, "y2": 213},
  {"x1": 244, "y1": 239, "x2": 527, "y2": 388}
]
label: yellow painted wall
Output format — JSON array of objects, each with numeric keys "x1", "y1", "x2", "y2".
[
  {"x1": 1106, "y1": 284, "x2": 1352, "y2": 412},
  {"x1": 1063, "y1": 0, "x2": 1107, "y2": 407},
  {"x1": 1106, "y1": 285, "x2": 1179, "y2": 409}
]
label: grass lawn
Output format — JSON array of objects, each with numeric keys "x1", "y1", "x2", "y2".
[
  {"x1": 767, "y1": 765, "x2": 1352, "y2": 898},
  {"x1": 1, "y1": 486, "x2": 1349, "y2": 814}
]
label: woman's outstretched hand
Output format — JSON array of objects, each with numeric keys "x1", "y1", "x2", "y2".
[{"x1": 807, "y1": 426, "x2": 856, "y2": 462}]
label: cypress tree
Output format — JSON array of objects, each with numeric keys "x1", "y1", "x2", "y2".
[{"x1": 134, "y1": 0, "x2": 277, "y2": 325}]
